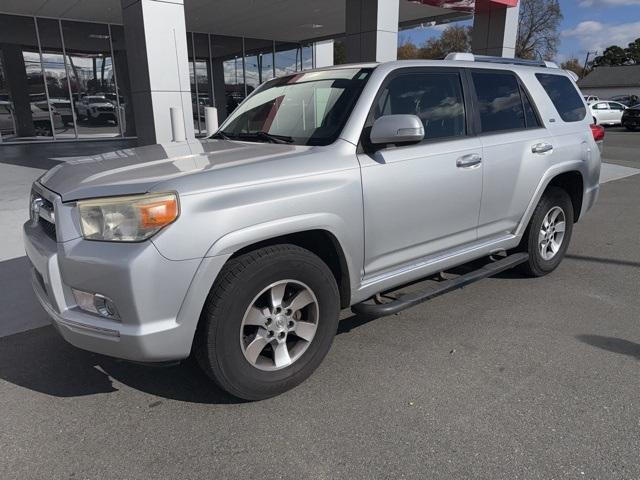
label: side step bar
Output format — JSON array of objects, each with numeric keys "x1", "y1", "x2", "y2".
[{"x1": 351, "y1": 252, "x2": 529, "y2": 317}]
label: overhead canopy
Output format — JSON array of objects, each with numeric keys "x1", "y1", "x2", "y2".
[{"x1": 0, "y1": 0, "x2": 471, "y2": 42}]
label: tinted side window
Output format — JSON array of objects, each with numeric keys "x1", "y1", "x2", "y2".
[
  {"x1": 472, "y1": 71, "x2": 525, "y2": 133},
  {"x1": 609, "y1": 102, "x2": 625, "y2": 111},
  {"x1": 536, "y1": 73, "x2": 586, "y2": 122},
  {"x1": 373, "y1": 72, "x2": 466, "y2": 141},
  {"x1": 521, "y1": 85, "x2": 541, "y2": 128}
]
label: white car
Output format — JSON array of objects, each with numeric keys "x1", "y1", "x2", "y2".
[
  {"x1": 590, "y1": 101, "x2": 627, "y2": 126},
  {"x1": 75, "y1": 96, "x2": 117, "y2": 124}
]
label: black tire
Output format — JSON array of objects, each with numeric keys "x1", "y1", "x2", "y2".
[
  {"x1": 518, "y1": 186, "x2": 574, "y2": 277},
  {"x1": 194, "y1": 244, "x2": 340, "y2": 400}
]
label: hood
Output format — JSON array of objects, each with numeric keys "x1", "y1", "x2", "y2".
[{"x1": 40, "y1": 139, "x2": 313, "y2": 201}]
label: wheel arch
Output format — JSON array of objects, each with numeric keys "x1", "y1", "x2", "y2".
[
  {"x1": 229, "y1": 230, "x2": 352, "y2": 309},
  {"x1": 547, "y1": 170, "x2": 584, "y2": 222},
  {"x1": 205, "y1": 215, "x2": 356, "y2": 309},
  {"x1": 515, "y1": 163, "x2": 586, "y2": 238}
]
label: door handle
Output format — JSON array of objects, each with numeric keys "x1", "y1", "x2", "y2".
[
  {"x1": 456, "y1": 153, "x2": 482, "y2": 168},
  {"x1": 531, "y1": 142, "x2": 553, "y2": 154}
]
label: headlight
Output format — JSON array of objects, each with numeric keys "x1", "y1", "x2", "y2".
[{"x1": 77, "y1": 192, "x2": 179, "y2": 242}]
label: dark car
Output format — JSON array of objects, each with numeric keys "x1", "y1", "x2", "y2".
[
  {"x1": 611, "y1": 94, "x2": 640, "y2": 107},
  {"x1": 621, "y1": 104, "x2": 640, "y2": 131}
]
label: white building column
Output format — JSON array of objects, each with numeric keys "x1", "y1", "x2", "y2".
[
  {"x1": 121, "y1": 0, "x2": 194, "y2": 145},
  {"x1": 345, "y1": 0, "x2": 399, "y2": 63},
  {"x1": 471, "y1": 2, "x2": 520, "y2": 58},
  {"x1": 313, "y1": 40, "x2": 334, "y2": 68}
]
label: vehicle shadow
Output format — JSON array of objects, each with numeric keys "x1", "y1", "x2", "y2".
[
  {"x1": 576, "y1": 334, "x2": 640, "y2": 361},
  {"x1": 0, "y1": 326, "x2": 242, "y2": 404}
]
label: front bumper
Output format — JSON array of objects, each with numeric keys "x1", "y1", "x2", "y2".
[{"x1": 23, "y1": 217, "x2": 228, "y2": 362}]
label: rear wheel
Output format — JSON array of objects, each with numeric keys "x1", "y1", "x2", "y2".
[
  {"x1": 518, "y1": 187, "x2": 574, "y2": 277},
  {"x1": 194, "y1": 244, "x2": 340, "y2": 400}
]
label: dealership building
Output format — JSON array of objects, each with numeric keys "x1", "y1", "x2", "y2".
[{"x1": 0, "y1": 0, "x2": 519, "y2": 146}]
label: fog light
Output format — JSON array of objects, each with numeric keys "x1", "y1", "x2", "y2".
[{"x1": 72, "y1": 289, "x2": 120, "y2": 320}]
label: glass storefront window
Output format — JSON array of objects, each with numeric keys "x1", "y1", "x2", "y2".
[
  {"x1": 244, "y1": 38, "x2": 275, "y2": 95},
  {"x1": 61, "y1": 20, "x2": 120, "y2": 139},
  {"x1": 0, "y1": 11, "x2": 321, "y2": 144},
  {"x1": 0, "y1": 14, "x2": 50, "y2": 141},
  {"x1": 36, "y1": 18, "x2": 76, "y2": 139},
  {"x1": 210, "y1": 35, "x2": 244, "y2": 120},
  {"x1": 110, "y1": 25, "x2": 135, "y2": 137},
  {"x1": 189, "y1": 33, "x2": 213, "y2": 135},
  {"x1": 275, "y1": 42, "x2": 302, "y2": 76},
  {"x1": 302, "y1": 43, "x2": 314, "y2": 70}
]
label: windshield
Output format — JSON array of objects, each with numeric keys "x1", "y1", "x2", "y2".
[{"x1": 217, "y1": 68, "x2": 373, "y2": 146}]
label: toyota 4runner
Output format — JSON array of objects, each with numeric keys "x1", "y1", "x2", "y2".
[{"x1": 24, "y1": 54, "x2": 601, "y2": 400}]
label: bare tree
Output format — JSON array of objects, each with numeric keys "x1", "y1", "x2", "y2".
[
  {"x1": 516, "y1": 0, "x2": 563, "y2": 60},
  {"x1": 560, "y1": 58, "x2": 585, "y2": 77}
]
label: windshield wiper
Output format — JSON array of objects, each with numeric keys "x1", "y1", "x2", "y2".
[
  {"x1": 210, "y1": 130, "x2": 232, "y2": 140},
  {"x1": 252, "y1": 131, "x2": 294, "y2": 144}
]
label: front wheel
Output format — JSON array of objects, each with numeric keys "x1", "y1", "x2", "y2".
[
  {"x1": 194, "y1": 244, "x2": 340, "y2": 400},
  {"x1": 518, "y1": 187, "x2": 574, "y2": 277}
]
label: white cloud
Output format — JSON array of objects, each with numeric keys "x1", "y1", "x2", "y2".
[
  {"x1": 579, "y1": 0, "x2": 640, "y2": 6},
  {"x1": 562, "y1": 20, "x2": 640, "y2": 53}
]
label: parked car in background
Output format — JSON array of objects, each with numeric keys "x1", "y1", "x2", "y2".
[
  {"x1": 610, "y1": 94, "x2": 640, "y2": 107},
  {"x1": 0, "y1": 101, "x2": 15, "y2": 135},
  {"x1": 75, "y1": 96, "x2": 117, "y2": 124},
  {"x1": 34, "y1": 99, "x2": 75, "y2": 126},
  {"x1": 0, "y1": 101, "x2": 63, "y2": 137},
  {"x1": 583, "y1": 95, "x2": 599, "y2": 103},
  {"x1": 590, "y1": 101, "x2": 627, "y2": 125},
  {"x1": 25, "y1": 56, "x2": 602, "y2": 400},
  {"x1": 621, "y1": 103, "x2": 640, "y2": 131},
  {"x1": 30, "y1": 103, "x2": 64, "y2": 136}
]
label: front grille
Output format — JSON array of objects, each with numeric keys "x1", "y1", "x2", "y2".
[
  {"x1": 39, "y1": 218, "x2": 57, "y2": 241},
  {"x1": 31, "y1": 190, "x2": 57, "y2": 241},
  {"x1": 97, "y1": 106, "x2": 114, "y2": 112}
]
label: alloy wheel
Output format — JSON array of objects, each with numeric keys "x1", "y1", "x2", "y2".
[
  {"x1": 240, "y1": 280, "x2": 319, "y2": 371},
  {"x1": 538, "y1": 206, "x2": 566, "y2": 261}
]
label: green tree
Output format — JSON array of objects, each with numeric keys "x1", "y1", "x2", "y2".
[
  {"x1": 625, "y1": 38, "x2": 640, "y2": 64},
  {"x1": 592, "y1": 45, "x2": 629, "y2": 67},
  {"x1": 333, "y1": 40, "x2": 346, "y2": 65},
  {"x1": 516, "y1": 0, "x2": 563, "y2": 60}
]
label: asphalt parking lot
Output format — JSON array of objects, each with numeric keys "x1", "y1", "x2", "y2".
[{"x1": 1, "y1": 131, "x2": 639, "y2": 479}]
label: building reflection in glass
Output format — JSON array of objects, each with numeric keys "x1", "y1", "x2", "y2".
[{"x1": 0, "y1": 11, "x2": 316, "y2": 143}]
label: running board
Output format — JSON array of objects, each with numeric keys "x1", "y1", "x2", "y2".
[{"x1": 351, "y1": 252, "x2": 529, "y2": 317}]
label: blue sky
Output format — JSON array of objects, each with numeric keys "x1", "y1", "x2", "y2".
[{"x1": 400, "y1": 0, "x2": 640, "y2": 63}]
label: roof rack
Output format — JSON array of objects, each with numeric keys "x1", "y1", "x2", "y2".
[{"x1": 444, "y1": 52, "x2": 559, "y2": 69}]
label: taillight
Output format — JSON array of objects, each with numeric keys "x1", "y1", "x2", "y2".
[{"x1": 590, "y1": 123, "x2": 605, "y2": 142}]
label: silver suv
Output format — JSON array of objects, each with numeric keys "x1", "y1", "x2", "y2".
[{"x1": 24, "y1": 55, "x2": 601, "y2": 400}]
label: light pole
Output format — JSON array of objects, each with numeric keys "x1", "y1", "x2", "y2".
[{"x1": 582, "y1": 50, "x2": 598, "y2": 78}]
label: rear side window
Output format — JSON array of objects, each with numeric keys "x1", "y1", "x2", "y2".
[
  {"x1": 536, "y1": 73, "x2": 586, "y2": 122},
  {"x1": 521, "y1": 85, "x2": 541, "y2": 128},
  {"x1": 471, "y1": 71, "x2": 527, "y2": 133},
  {"x1": 373, "y1": 72, "x2": 466, "y2": 141}
]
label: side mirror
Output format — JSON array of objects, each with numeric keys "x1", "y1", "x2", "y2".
[{"x1": 369, "y1": 114, "x2": 424, "y2": 145}]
